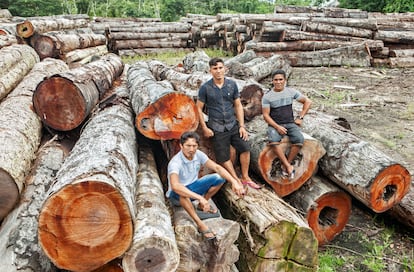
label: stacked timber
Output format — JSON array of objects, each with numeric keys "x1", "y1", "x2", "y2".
[
  {"x1": 33, "y1": 53, "x2": 123, "y2": 131},
  {"x1": 0, "y1": 139, "x2": 68, "y2": 272},
  {"x1": 0, "y1": 33, "x2": 17, "y2": 48},
  {"x1": 0, "y1": 58, "x2": 69, "y2": 222},
  {"x1": 38, "y1": 84, "x2": 138, "y2": 271}
]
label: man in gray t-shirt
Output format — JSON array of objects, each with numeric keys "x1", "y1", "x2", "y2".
[{"x1": 262, "y1": 69, "x2": 312, "y2": 179}]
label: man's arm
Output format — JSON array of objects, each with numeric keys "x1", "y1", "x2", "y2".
[
  {"x1": 204, "y1": 159, "x2": 245, "y2": 196},
  {"x1": 234, "y1": 98, "x2": 248, "y2": 140},
  {"x1": 294, "y1": 96, "x2": 312, "y2": 126},
  {"x1": 196, "y1": 100, "x2": 214, "y2": 137},
  {"x1": 170, "y1": 172, "x2": 209, "y2": 207}
]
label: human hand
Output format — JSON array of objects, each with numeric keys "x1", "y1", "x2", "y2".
[
  {"x1": 294, "y1": 118, "x2": 303, "y2": 126},
  {"x1": 276, "y1": 125, "x2": 287, "y2": 135},
  {"x1": 204, "y1": 128, "x2": 214, "y2": 138},
  {"x1": 239, "y1": 126, "x2": 249, "y2": 141},
  {"x1": 198, "y1": 197, "x2": 210, "y2": 212},
  {"x1": 232, "y1": 182, "x2": 246, "y2": 197}
]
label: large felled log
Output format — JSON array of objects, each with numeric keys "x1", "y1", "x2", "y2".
[
  {"x1": 0, "y1": 58, "x2": 69, "y2": 221},
  {"x1": 386, "y1": 184, "x2": 414, "y2": 230},
  {"x1": 282, "y1": 29, "x2": 368, "y2": 42},
  {"x1": 38, "y1": 85, "x2": 138, "y2": 272},
  {"x1": 30, "y1": 32, "x2": 107, "y2": 59},
  {"x1": 182, "y1": 50, "x2": 210, "y2": 73},
  {"x1": 301, "y1": 110, "x2": 411, "y2": 213},
  {"x1": 247, "y1": 115, "x2": 326, "y2": 197},
  {"x1": 110, "y1": 39, "x2": 189, "y2": 52},
  {"x1": 302, "y1": 21, "x2": 374, "y2": 39},
  {"x1": 61, "y1": 44, "x2": 108, "y2": 66},
  {"x1": 374, "y1": 30, "x2": 414, "y2": 44},
  {"x1": 389, "y1": 57, "x2": 414, "y2": 68},
  {"x1": 171, "y1": 200, "x2": 240, "y2": 271},
  {"x1": 128, "y1": 61, "x2": 199, "y2": 140},
  {"x1": 0, "y1": 44, "x2": 39, "y2": 100},
  {"x1": 0, "y1": 34, "x2": 17, "y2": 48},
  {"x1": 216, "y1": 183, "x2": 319, "y2": 271},
  {"x1": 285, "y1": 175, "x2": 352, "y2": 246},
  {"x1": 33, "y1": 53, "x2": 123, "y2": 131},
  {"x1": 0, "y1": 139, "x2": 67, "y2": 272},
  {"x1": 15, "y1": 17, "x2": 89, "y2": 38},
  {"x1": 118, "y1": 48, "x2": 194, "y2": 57},
  {"x1": 122, "y1": 146, "x2": 179, "y2": 272},
  {"x1": 244, "y1": 40, "x2": 369, "y2": 52}
]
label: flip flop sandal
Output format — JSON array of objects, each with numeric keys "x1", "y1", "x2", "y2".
[
  {"x1": 242, "y1": 180, "x2": 264, "y2": 189},
  {"x1": 199, "y1": 228, "x2": 216, "y2": 241}
]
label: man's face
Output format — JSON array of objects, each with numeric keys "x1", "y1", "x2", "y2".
[
  {"x1": 210, "y1": 62, "x2": 225, "y2": 80},
  {"x1": 272, "y1": 74, "x2": 286, "y2": 92},
  {"x1": 181, "y1": 138, "x2": 198, "y2": 160}
]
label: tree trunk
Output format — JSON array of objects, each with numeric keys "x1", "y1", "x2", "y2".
[
  {"x1": 122, "y1": 146, "x2": 180, "y2": 272},
  {"x1": 374, "y1": 30, "x2": 414, "y2": 44},
  {"x1": 118, "y1": 48, "x2": 194, "y2": 57},
  {"x1": 301, "y1": 21, "x2": 374, "y2": 39},
  {"x1": 182, "y1": 50, "x2": 210, "y2": 73},
  {"x1": 246, "y1": 115, "x2": 326, "y2": 197},
  {"x1": 0, "y1": 34, "x2": 17, "y2": 49},
  {"x1": 244, "y1": 40, "x2": 370, "y2": 52},
  {"x1": 33, "y1": 53, "x2": 123, "y2": 131},
  {"x1": 30, "y1": 32, "x2": 107, "y2": 59},
  {"x1": 389, "y1": 57, "x2": 414, "y2": 68},
  {"x1": 107, "y1": 31, "x2": 191, "y2": 41},
  {"x1": 285, "y1": 175, "x2": 352, "y2": 246},
  {"x1": 0, "y1": 58, "x2": 69, "y2": 221},
  {"x1": 282, "y1": 29, "x2": 368, "y2": 42},
  {"x1": 0, "y1": 139, "x2": 68, "y2": 272},
  {"x1": 127, "y1": 61, "x2": 199, "y2": 140},
  {"x1": 0, "y1": 44, "x2": 39, "y2": 100},
  {"x1": 236, "y1": 54, "x2": 291, "y2": 81},
  {"x1": 389, "y1": 49, "x2": 414, "y2": 57},
  {"x1": 111, "y1": 39, "x2": 189, "y2": 52},
  {"x1": 171, "y1": 199, "x2": 241, "y2": 272},
  {"x1": 60, "y1": 44, "x2": 108, "y2": 64},
  {"x1": 301, "y1": 110, "x2": 411, "y2": 213},
  {"x1": 386, "y1": 185, "x2": 414, "y2": 230},
  {"x1": 38, "y1": 84, "x2": 138, "y2": 272},
  {"x1": 217, "y1": 184, "x2": 319, "y2": 272},
  {"x1": 15, "y1": 17, "x2": 89, "y2": 38}
]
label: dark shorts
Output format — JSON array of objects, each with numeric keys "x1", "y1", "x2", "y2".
[
  {"x1": 267, "y1": 123, "x2": 304, "y2": 145},
  {"x1": 169, "y1": 173, "x2": 225, "y2": 203},
  {"x1": 211, "y1": 124, "x2": 250, "y2": 163}
]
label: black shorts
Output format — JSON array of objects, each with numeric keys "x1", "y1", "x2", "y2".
[{"x1": 211, "y1": 125, "x2": 250, "y2": 163}]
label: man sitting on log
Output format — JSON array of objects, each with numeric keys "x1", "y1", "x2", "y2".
[
  {"x1": 196, "y1": 57, "x2": 263, "y2": 189},
  {"x1": 262, "y1": 69, "x2": 312, "y2": 179},
  {"x1": 166, "y1": 131, "x2": 246, "y2": 240}
]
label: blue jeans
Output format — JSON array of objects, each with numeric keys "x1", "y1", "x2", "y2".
[
  {"x1": 169, "y1": 173, "x2": 225, "y2": 204},
  {"x1": 267, "y1": 123, "x2": 304, "y2": 145}
]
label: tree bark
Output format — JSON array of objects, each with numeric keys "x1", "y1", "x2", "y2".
[
  {"x1": 182, "y1": 50, "x2": 210, "y2": 73},
  {"x1": 244, "y1": 40, "x2": 370, "y2": 52},
  {"x1": 0, "y1": 34, "x2": 17, "y2": 48},
  {"x1": 282, "y1": 29, "x2": 368, "y2": 42},
  {"x1": 15, "y1": 17, "x2": 89, "y2": 38},
  {"x1": 111, "y1": 39, "x2": 189, "y2": 52},
  {"x1": 246, "y1": 115, "x2": 326, "y2": 197},
  {"x1": 0, "y1": 139, "x2": 68, "y2": 272},
  {"x1": 38, "y1": 84, "x2": 138, "y2": 272},
  {"x1": 33, "y1": 53, "x2": 123, "y2": 131},
  {"x1": 0, "y1": 44, "x2": 39, "y2": 100},
  {"x1": 389, "y1": 57, "x2": 414, "y2": 68},
  {"x1": 301, "y1": 21, "x2": 374, "y2": 39},
  {"x1": 285, "y1": 175, "x2": 352, "y2": 246},
  {"x1": 61, "y1": 44, "x2": 108, "y2": 65},
  {"x1": 374, "y1": 30, "x2": 414, "y2": 44},
  {"x1": 127, "y1": 61, "x2": 199, "y2": 140},
  {"x1": 30, "y1": 32, "x2": 107, "y2": 59},
  {"x1": 118, "y1": 48, "x2": 194, "y2": 57},
  {"x1": 301, "y1": 110, "x2": 411, "y2": 213},
  {"x1": 217, "y1": 184, "x2": 319, "y2": 272},
  {"x1": 386, "y1": 185, "x2": 414, "y2": 230},
  {"x1": 0, "y1": 58, "x2": 69, "y2": 221},
  {"x1": 122, "y1": 146, "x2": 180, "y2": 272}
]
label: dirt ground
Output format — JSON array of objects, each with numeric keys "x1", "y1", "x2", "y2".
[{"x1": 287, "y1": 66, "x2": 414, "y2": 271}]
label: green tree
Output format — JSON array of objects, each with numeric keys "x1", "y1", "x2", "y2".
[{"x1": 8, "y1": 0, "x2": 63, "y2": 16}]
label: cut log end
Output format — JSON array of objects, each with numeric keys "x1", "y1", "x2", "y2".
[
  {"x1": 370, "y1": 164, "x2": 411, "y2": 213},
  {"x1": 240, "y1": 84, "x2": 264, "y2": 122},
  {"x1": 38, "y1": 181, "x2": 133, "y2": 271},
  {"x1": 32, "y1": 35, "x2": 57, "y2": 59},
  {"x1": 136, "y1": 92, "x2": 199, "y2": 140},
  {"x1": 16, "y1": 20, "x2": 34, "y2": 38},
  {"x1": 306, "y1": 191, "x2": 352, "y2": 246},
  {"x1": 33, "y1": 76, "x2": 88, "y2": 131},
  {"x1": 0, "y1": 169, "x2": 19, "y2": 221},
  {"x1": 123, "y1": 246, "x2": 172, "y2": 272}
]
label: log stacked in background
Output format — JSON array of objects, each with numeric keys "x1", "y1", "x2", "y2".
[
  {"x1": 0, "y1": 58, "x2": 69, "y2": 222},
  {"x1": 0, "y1": 44, "x2": 39, "y2": 100},
  {"x1": 122, "y1": 146, "x2": 180, "y2": 272},
  {"x1": 216, "y1": 183, "x2": 319, "y2": 271},
  {"x1": 38, "y1": 84, "x2": 138, "y2": 272},
  {"x1": 246, "y1": 115, "x2": 326, "y2": 197},
  {"x1": 0, "y1": 34, "x2": 17, "y2": 48},
  {"x1": 127, "y1": 61, "x2": 199, "y2": 140},
  {"x1": 285, "y1": 175, "x2": 352, "y2": 246},
  {"x1": 0, "y1": 139, "x2": 68, "y2": 272},
  {"x1": 301, "y1": 110, "x2": 411, "y2": 213},
  {"x1": 33, "y1": 53, "x2": 123, "y2": 131}
]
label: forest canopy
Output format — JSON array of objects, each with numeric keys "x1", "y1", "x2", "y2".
[{"x1": 1, "y1": 0, "x2": 413, "y2": 21}]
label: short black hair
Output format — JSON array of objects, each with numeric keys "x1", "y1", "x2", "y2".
[
  {"x1": 271, "y1": 69, "x2": 286, "y2": 79},
  {"x1": 209, "y1": 57, "x2": 224, "y2": 67},
  {"x1": 180, "y1": 131, "x2": 200, "y2": 145}
]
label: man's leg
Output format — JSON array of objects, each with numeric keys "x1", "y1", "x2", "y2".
[
  {"x1": 179, "y1": 196, "x2": 214, "y2": 239},
  {"x1": 287, "y1": 144, "x2": 301, "y2": 164},
  {"x1": 272, "y1": 143, "x2": 294, "y2": 175}
]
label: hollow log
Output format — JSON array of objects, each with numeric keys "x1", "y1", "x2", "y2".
[
  {"x1": 15, "y1": 17, "x2": 89, "y2": 38},
  {"x1": 0, "y1": 58, "x2": 69, "y2": 222},
  {"x1": 127, "y1": 61, "x2": 199, "y2": 140},
  {"x1": 171, "y1": 199, "x2": 240, "y2": 271},
  {"x1": 30, "y1": 32, "x2": 107, "y2": 59},
  {"x1": 285, "y1": 175, "x2": 352, "y2": 246},
  {"x1": 301, "y1": 110, "x2": 411, "y2": 213},
  {"x1": 302, "y1": 21, "x2": 374, "y2": 39},
  {"x1": 33, "y1": 53, "x2": 123, "y2": 131},
  {"x1": 38, "y1": 85, "x2": 138, "y2": 272},
  {"x1": 122, "y1": 146, "x2": 179, "y2": 272},
  {"x1": 0, "y1": 139, "x2": 68, "y2": 272},
  {"x1": 0, "y1": 44, "x2": 39, "y2": 101},
  {"x1": 285, "y1": 43, "x2": 372, "y2": 67},
  {"x1": 217, "y1": 183, "x2": 319, "y2": 271},
  {"x1": 246, "y1": 115, "x2": 326, "y2": 197}
]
